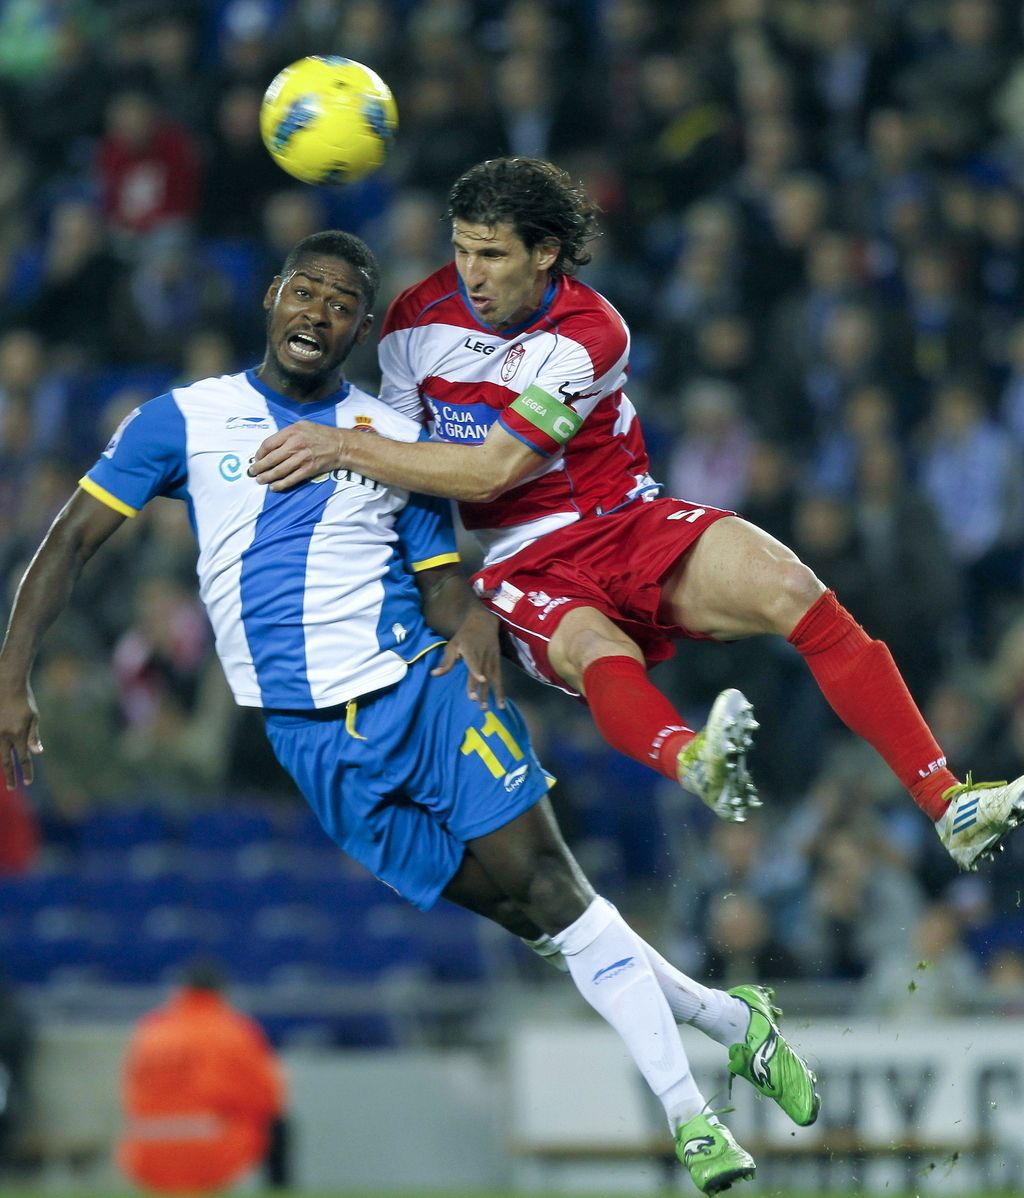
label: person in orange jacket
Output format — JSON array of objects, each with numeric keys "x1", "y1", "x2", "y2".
[{"x1": 117, "y1": 960, "x2": 286, "y2": 1194}]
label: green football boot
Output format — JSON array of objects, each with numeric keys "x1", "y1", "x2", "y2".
[
  {"x1": 675, "y1": 1113, "x2": 756, "y2": 1194},
  {"x1": 727, "y1": 983, "x2": 821, "y2": 1127}
]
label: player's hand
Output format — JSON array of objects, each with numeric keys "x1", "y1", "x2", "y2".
[
  {"x1": 249, "y1": 421, "x2": 348, "y2": 491},
  {"x1": 0, "y1": 683, "x2": 43, "y2": 789},
  {"x1": 432, "y1": 606, "x2": 505, "y2": 710}
]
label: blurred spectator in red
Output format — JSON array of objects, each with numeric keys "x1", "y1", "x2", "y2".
[
  {"x1": 113, "y1": 573, "x2": 211, "y2": 733},
  {"x1": 0, "y1": 780, "x2": 38, "y2": 872},
  {"x1": 97, "y1": 85, "x2": 201, "y2": 251},
  {"x1": 117, "y1": 959, "x2": 286, "y2": 1194}
]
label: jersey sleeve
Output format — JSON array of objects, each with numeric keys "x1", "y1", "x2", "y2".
[
  {"x1": 378, "y1": 297, "x2": 427, "y2": 424},
  {"x1": 498, "y1": 312, "x2": 629, "y2": 456},
  {"x1": 395, "y1": 491, "x2": 460, "y2": 573},
  {"x1": 79, "y1": 392, "x2": 188, "y2": 516}
]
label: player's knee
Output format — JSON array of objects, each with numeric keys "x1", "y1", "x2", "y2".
[
  {"x1": 551, "y1": 623, "x2": 639, "y2": 692},
  {"x1": 764, "y1": 560, "x2": 825, "y2": 634}
]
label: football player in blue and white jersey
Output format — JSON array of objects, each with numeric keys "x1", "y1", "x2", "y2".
[{"x1": 0, "y1": 230, "x2": 817, "y2": 1195}]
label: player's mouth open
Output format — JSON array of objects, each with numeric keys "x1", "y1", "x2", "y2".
[{"x1": 286, "y1": 332, "x2": 323, "y2": 360}]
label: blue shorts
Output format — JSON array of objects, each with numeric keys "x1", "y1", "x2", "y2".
[{"x1": 264, "y1": 652, "x2": 550, "y2": 910}]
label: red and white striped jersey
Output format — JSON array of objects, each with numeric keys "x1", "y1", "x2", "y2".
[{"x1": 378, "y1": 262, "x2": 659, "y2": 566}]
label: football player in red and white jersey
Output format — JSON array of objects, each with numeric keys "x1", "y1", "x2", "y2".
[{"x1": 250, "y1": 157, "x2": 1024, "y2": 876}]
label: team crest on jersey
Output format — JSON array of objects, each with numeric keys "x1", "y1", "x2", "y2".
[
  {"x1": 353, "y1": 415, "x2": 376, "y2": 432},
  {"x1": 501, "y1": 343, "x2": 525, "y2": 383},
  {"x1": 102, "y1": 407, "x2": 141, "y2": 458}
]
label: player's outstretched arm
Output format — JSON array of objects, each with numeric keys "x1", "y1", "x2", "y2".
[
  {"x1": 416, "y1": 564, "x2": 505, "y2": 710},
  {"x1": 0, "y1": 490, "x2": 125, "y2": 788},
  {"x1": 249, "y1": 420, "x2": 543, "y2": 503}
]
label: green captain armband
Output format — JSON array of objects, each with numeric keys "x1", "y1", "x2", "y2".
[{"x1": 509, "y1": 384, "x2": 584, "y2": 446}]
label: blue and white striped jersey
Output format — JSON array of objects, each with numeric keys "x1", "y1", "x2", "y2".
[{"x1": 81, "y1": 369, "x2": 460, "y2": 710}]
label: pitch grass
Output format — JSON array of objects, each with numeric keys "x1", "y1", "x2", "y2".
[{"x1": 0, "y1": 1191, "x2": 1015, "y2": 1198}]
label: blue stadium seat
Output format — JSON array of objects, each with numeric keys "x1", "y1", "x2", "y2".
[
  {"x1": 185, "y1": 807, "x2": 276, "y2": 851},
  {"x1": 79, "y1": 871, "x2": 187, "y2": 916},
  {"x1": 97, "y1": 906, "x2": 205, "y2": 984},
  {"x1": 0, "y1": 871, "x2": 78, "y2": 919},
  {"x1": 78, "y1": 806, "x2": 173, "y2": 852}
]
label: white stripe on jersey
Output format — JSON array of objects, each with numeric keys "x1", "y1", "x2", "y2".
[{"x1": 87, "y1": 372, "x2": 451, "y2": 710}]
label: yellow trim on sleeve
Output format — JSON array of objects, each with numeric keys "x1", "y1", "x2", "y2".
[
  {"x1": 404, "y1": 641, "x2": 447, "y2": 665},
  {"x1": 411, "y1": 552, "x2": 460, "y2": 572},
  {"x1": 78, "y1": 476, "x2": 139, "y2": 518}
]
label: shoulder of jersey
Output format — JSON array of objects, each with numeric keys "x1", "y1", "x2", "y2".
[
  {"x1": 169, "y1": 370, "x2": 251, "y2": 404},
  {"x1": 547, "y1": 276, "x2": 629, "y2": 360},
  {"x1": 382, "y1": 263, "x2": 461, "y2": 334}
]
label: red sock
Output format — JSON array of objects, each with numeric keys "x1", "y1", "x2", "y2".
[
  {"x1": 581, "y1": 656, "x2": 694, "y2": 779},
  {"x1": 788, "y1": 591, "x2": 956, "y2": 819}
]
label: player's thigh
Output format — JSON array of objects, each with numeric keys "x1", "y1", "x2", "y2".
[{"x1": 663, "y1": 515, "x2": 825, "y2": 638}]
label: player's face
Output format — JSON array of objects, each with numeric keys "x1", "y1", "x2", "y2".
[
  {"x1": 260, "y1": 256, "x2": 373, "y2": 399},
  {"x1": 452, "y1": 220, "x2": 559, "y2": 332}
]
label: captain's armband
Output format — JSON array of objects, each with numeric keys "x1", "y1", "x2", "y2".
[{"x1": 509, "y1": 384, "x2": 584, "y2": 446}]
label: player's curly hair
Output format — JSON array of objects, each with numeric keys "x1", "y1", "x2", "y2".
[
  {"x1": 281, "y1": 230, "x2": 381, "y2": 308},
  {"x1": 447, "y1": 158, "x2": 601, "y2": 276}
]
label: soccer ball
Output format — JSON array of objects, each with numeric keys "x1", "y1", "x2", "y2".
[{"x1": 260, "y1": 55, "x2": 398, "y2": 185}]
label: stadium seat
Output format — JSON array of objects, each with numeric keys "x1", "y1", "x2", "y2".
[
  {"x1": 185, "y1": 807, "x2": 276, "y2": 851},
  {"x1": 78, "y1": 806, "x2": 173, "y2": 853},
  {"x1": 0, "y1": 870, "x2": 78, "y2": 918}
]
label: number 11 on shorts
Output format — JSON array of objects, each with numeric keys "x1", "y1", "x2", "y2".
[{"x1": 461, "y1": 710, "x2": 524, "y2": 777}]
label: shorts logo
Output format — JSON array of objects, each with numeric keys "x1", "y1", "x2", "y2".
[
  {"x1": 504, "y1": 763, "x2": 530, "y2": 792},
  {"x1": 527, "y1": 591, "x2": 571, "y2": 620},
  {"x1": 501, "y1": 343, "x2": 525, "y2": 382},
  {"x1": 492, "y1": 582, "x2": 525, "y2": 613}
]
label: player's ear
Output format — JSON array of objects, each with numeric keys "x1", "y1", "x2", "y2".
[
  {"x1": 535, "y1": 239, "x2": 560, "y2": 272},
  {"x1": 356, "y1": 313, "x2": 374, "y2": 344},
  {"x1": 263, "y1": 277, "x2": 283, "y2": 311}
]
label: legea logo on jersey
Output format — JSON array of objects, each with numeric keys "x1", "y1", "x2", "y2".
[
  {"x1": 219, "y1": 454, "x2": 243, "y2": 481},
  {"x1": 424, "y1": 396, "x2": 497, "y2": 443}
]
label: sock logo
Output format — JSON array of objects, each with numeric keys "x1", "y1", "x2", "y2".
[
  {"x1": 917, "y1": 755, "x2": 948, "y2": 779},
  {"x1": 592, "y1": 956, "x2": 635, "y2": 985}
]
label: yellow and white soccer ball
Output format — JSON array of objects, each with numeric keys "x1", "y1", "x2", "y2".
[{"x1": 260, "y1": 55, "x2": 398, "y2": 185}]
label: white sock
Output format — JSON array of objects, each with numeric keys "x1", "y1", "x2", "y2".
[
  {"x1": 639, "y1": 941, "x2": 750, "y2": 1047},
  {"x1": 521, "y1": 933, "x2": 569, "y2": 972},
  {"x1": 524, "y1": 913, "x2": 750, "y2": 1046},
  {"x1": 552, "y1": 897, "x2": 706, "y2": 1131}
]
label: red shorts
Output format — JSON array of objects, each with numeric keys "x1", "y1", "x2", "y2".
[{"x1": 472, "y1": 497, "x2": 733, "y2": 695}]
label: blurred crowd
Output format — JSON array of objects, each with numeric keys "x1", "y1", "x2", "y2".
[{"x1": 2, "y1": 0, "x2": 1024, "y2": 1006}]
